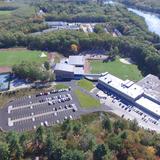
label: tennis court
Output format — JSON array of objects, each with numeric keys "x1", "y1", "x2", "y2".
[{"x1": 0, "y1": 73, "x2": 10, "y2": 91}]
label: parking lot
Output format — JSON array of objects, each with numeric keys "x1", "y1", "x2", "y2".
[
  {"x1": 0, "y1": 88, "x2": 84, "y2": 132},
  {"x1": 95, "y1": 87, "x2": 160, "y2": 132}
]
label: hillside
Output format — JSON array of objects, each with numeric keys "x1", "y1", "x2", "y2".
[{"x1": 119, "y1": 0, "x2": 160, "y2": 13}]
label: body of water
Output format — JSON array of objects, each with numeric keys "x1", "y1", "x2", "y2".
[
  {"x1": 104, "y1": 1, "x2": 160, "y2": 36},
  {"x1": 128, "y1": 8, "x2": 160, "y2": 36}
]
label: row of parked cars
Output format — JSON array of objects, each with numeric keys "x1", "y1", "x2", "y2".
[
  {"x1": 53, "y1": 103, "x2": 78, "y2": 113},
  {"x1": 36, "y1": 104, "x2": 77, "y2": 129},
  {"x1": 36, "y1": 87, "x2": 71, "y2": 97},
  {"x1": 48, "y1": 94, "x2": 72, "y2": 105}
]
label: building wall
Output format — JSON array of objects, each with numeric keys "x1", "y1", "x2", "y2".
[{"x1": 55, "y1": 70, "x2": 74, "y2": 80}]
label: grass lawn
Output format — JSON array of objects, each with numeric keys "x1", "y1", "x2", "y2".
[
  {"x1": 0, "y1": 49, "x2": 48, "y2": 66},
  {"x1": 77, "y1": 79, "x2": 94, "y2": 91},
  {"x1": 90, "y1": 58, "x2": 143, "y2": 81},
  {"x1": 55, "y1": 84, "x2": 68, "y2": 90},
  {"x1": 74, "y1": 89, "x2": 100, "y2": 108},
  {"x1": 0, "y1": 10, "x2": 12, "y2": 16}
]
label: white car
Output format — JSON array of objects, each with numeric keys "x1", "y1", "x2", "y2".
[
  {"x1": 41, "y1": 122, "x2": 44, "y2": 126},
  {"x1": 69, "y1": 115, "x2": 73, "y2": 119},
  {"x1": 44, "y1": 121, "x2": 49, "y2": 126},
  {"x1": 48, "y1": 101, "x2": 52, "y2": 105},
  {"x1": 56, "y1": 120, "x2": 60, "y2": 123},
  {"x1": 64, "y1": 116, "x2": 68, "y2": 120},
  {"x1": 54, "y1": 112, "x2": 57, "y2": 116}
]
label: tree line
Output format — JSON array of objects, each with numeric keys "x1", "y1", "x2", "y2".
[{"x1": 0, "y1": 30, "x2": 159, "y2": 77}]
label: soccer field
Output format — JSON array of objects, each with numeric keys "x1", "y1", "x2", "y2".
[
  {"x1": 0, "y1": 49, "x2": 48, "y2": 66},
  {"x1": 90, "y1": 58, "x2": 143, "y2": 81}
]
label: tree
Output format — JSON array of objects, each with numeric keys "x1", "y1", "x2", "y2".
[
  {"x1": 15, "y1": 144, "x2": 23, "y2": 160},
  {"x1": 94, "y1": 24, "x2": 105, "y2": 34},
  {"x1": 129, "y1": 119, "x2": 139, "y2": 131},
  {"x1": 62, "y1": 149, "x2": 84, "y2": 160},
  {"x1": 102, "y1": 115, "x2": 112, "y2": 133},
  {"x1": 44, "y1": 61, "x2": 50, "y2": 70},
  {"x1": 46, "y1": 131, "x2": 54, "y2": 159},
  {"x1": 35, "y1": 126, "x2": 45, "y2": 147},
  {"x1": 6, "y1": 132, "x2": 23, "y2": 159},
  {"x1": 93, "y1": 144, "x2": 107, "y2": 160},
  {"x1": 79, "y1": 133, "x2": 96, "y2": 152},
  {"x1": 108, "y1": 134, "x2": 123, "y2": 151},
  {"x1": 73, "y1": 122, "x2": 81, "y2": 135},
  {"x1": 0, "y1": 142, "x2": 9, "y2": 160},
  {"x1": 49, "y1": 140, "x2": 65, "y2": 160},
  {"x1": 71, "y1": 44, "x2": 79, "y2": 54},
  {"x1": 19, "y1": 133, "x2": 28, "y2": 152}
]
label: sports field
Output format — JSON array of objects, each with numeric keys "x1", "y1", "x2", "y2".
[
  {"x1": 90, "y1": 58, "x2": 143, "y2": 81},
  {"x1": 0, "y1": 49, "x2": 48, "y2": 66},
  {"x1": 0, "y1": 73, "x2": 10, "y2": 91},
  {"x1": 0, "y1": 10, "x2": 12, "y2": 16}
]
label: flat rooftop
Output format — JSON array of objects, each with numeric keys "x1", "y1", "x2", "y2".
[
  {"x1": 137, "y1": 74, "x2": 160, "y2": 102},
  {"x1": 136, "y1": 96, "x2": 160, "y2": 117},
  {"x1": 54, "y1": 63, "x2": 74, "y2": 73},
  {"x1": 68, "y1": 56, "x2": 84, "y2": 66},
  {"x1": 99, "y1": 73, "x2": 144, "y2": 99},
  {"x1": 74, "y1": 67, "x2": 84, "y2": 75}
]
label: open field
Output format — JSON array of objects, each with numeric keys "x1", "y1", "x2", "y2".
[
  {"x1": 77, "y1": 79, "x2": 94, "y2": 91},
  {"x1": 74, "y1": 89, "x2": 100, "y2": 108},
  {"x1": 0, "y1": 10, "x2": 13, "y2": 16},
  {"x1": 90, "y1": 58, "x2": 143, "y2": 81},
  {"x1": 0, "y1": 49, "x2": 48, "y2": 66}
]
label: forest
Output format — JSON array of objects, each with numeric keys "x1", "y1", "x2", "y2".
[{"x1": 1, "y1": 112, "x2": 160, "y2": 160}]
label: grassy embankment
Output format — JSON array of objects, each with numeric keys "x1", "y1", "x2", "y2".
[
  {"x1": 74, "y1": 89, "x2": 100, "y2": 109},
  {"x1": 77, "y1": 79, "x2": 94, "y2": 91}
]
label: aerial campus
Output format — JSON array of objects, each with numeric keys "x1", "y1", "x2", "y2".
[
  {"x1": 1, "y1": 53, "x2": 160, "y2": 133},
  {"x1": 1, "y1": 0, "x2": 160, "y2": 159}
]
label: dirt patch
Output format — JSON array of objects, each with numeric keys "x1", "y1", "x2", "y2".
[
  {"x1": 84, "y1": 59, "x2": 91, "y2": 74},
  {"x1": 0, "y1": 47, "x2": 28, "y2": 52},
  {"x1": 119, "y1": 58, "x2": 134, "y2": 65}
]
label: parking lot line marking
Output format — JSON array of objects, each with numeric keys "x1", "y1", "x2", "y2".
[{"x1": 9, "y1": 107, "x2": 75, "y2": 124}]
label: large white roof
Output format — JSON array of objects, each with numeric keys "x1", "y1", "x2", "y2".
[
  {"x1": 74, "y1": 67, "x2": 84, "y2": 75},
  {"x1": 99, "y1": 74, "x2": 144, "y2": 99},
  {"x1": 68, "y1": 56, "x2": 84, "y2": 66},
  {"x1": 54, "y1": 63, "x2": 74, "y2": 73},
  {"x1": 136, "y1": 96, "x2": 160, "y2": 116}
]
